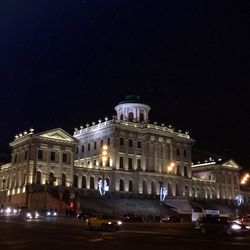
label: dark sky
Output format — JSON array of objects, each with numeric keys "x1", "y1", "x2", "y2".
[{"x1": 0, "y1": 1, "x2": 249, "y2": 167}]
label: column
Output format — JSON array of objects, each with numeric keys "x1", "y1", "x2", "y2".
[{"x1": 58, "y1": 148, "x2": 62, "y2": 186}]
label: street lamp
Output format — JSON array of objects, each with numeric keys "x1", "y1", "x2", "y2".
[
  {"x1": 241, "y1": 173, "x2": 250, "y2": 185},
  {"x1": 167, "y1": 162, "x2": 175, "y2": 173}
]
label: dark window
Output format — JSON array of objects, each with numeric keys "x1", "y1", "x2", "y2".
[
  {"x1": 137, "y1": 159, "x2": 141, "y2": 170},
  {"x1": 120, "y1": 114, "x2": 124, "y2": 120},
  {"x1": 94, "y1": 160, "x2": 96, "y2": 166},
  {"x1": 82, "y1": 176, "x2": 86, "y2": 188},
  {"x1": 100, "y1": 139, "x2": 103, "y2": 147},
  {"x1": 36, "y1": 171, "x2": 41, "y2": 185},
  {"x1": 49, "y1": 172, "x2": 54, "y2": 185},
  {"x1": 128, "y1": 112, "x2": 134, "y2": 121},
  {"x1": 184, "y1": 150, "x2": 187, "y2": 157},
  {"x1": 129, "y1": 180, "x2": 133, "y2": 192},
  {"x1": 73, "y1": 175, "x2": 78, "y2": 188},
  {"x1": 24, "y1": 151, "x2": 28, "y2": 160},
  {"x1": 88, "y1": 143, "x2": 90, "y2": 151},
  {"x1": 90, "y1": 177, "x2": 95, "y2": 189},
  {"x1": 107, "y1": 137, "x2": 110, "y2": 145},
  {"x1": 129, "y1": 139, "x2": 133, "y2": 147},
  {"x1": 137, "y1": 141, "x2": 141, "y2": 148},
  {"x1": 94, "y1": 141, "x2": 97, "y2": 150},
  {"x1": 119, "y1": 179, "x2": 124, "y2": 191},
  {"x1": 51, "y1": 152, "x2": 55, "y2": 161},
  {"x1": 119, "y1": 157, "x2": 123, "y2": 169},
  {"x1": 139, "y1": 113, "x2": 144, "y2": 122},
  {"x1": 81, "y1": 145, "x2": 84, "y2": 153},
  {"x1": 120, "y1": 138, "x2": 124, "y2": 146},
  {"x1": 184, "y1": 165, "x2": 188, "y2": 177},
  {"x1": 128, "y1": 158, "x2": 133, "y2": 170},
  {"x1": 62, "y1": 174, "x2": 66, "y2": 187},
  {"x1": 107, "y1": 157, "x2": 110, "y2": 166},
  {"x1": 76, "y1": 147, "x2": 78, "y2": 154},
  {"x1": 63, "y1": 153, "x2": 67, "y2": 163},
  {"x1": 38, "y1": 150, "x2": 43, "y2": 160},
  {"x1": 177, "y1": 148, "x2": 180, "y2": 156}
]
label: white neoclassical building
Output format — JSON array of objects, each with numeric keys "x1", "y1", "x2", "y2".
[
  {"x1": 73, "y1": 95, "x2": 194, "y2": 199},
  {"x1": 0, "y1": 96, "x2": 242, "y2": 213}
]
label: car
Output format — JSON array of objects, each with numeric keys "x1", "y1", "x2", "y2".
[
  {"x1": 87, "y1": 214, "x2": 122, "y2": 231},
  {"x1": 195, "y1": 215, "x2": 249, "y2": 236},
  {"x1": 161, "y1": 215, "x2": 182, "y2": 223},
  {"x1": 121, "y1": 213, "x2": 143, "y2": 222},
  {"x1": 39, "y1": 209, "x2": 58, "y2": 217},
  {"x1": 18, "y1": 209, "x2": 40, "y2": 221},
  {"x1": 241, "y1": 215, "x2": 250, "y2": 227}
]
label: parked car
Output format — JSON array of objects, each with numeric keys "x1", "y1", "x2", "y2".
[
  {"x1": 87, "y1": 214, "x2": 122, "y2": 231},
  {"x1": 161, "y1": 215, "x2": 182, "y2": 223},
  {"x1": 195, "y1": 215, "x2": 249, "y2": 236}
]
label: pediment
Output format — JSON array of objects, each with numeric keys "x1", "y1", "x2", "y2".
[
  {"x1": 222, "y1": 159, "x2": 240, "y2": 169},
  {"x1": 39, "y1": 129, "x2": 75, "y2": 142}
]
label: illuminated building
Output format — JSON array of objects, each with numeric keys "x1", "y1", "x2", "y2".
[{"x1": 0, "y1": 96, "x2": 243, "y2": 214}]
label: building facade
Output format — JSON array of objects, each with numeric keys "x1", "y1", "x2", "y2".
[
  {"x1": 73, "y1": 96, "x2": 194, "y2": 198},
  {"x1": 0, "y1": 96, "x2": 242, "y2": 213}
]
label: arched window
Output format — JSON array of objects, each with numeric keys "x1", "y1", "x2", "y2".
[
  {"x1": 82, "y1": 176, "x2": 86, "y2": 188},
  {"x1": 73, "y1": 175, "x2": 78, "y2": 188},
  {"x1": 90, "y1": 176, "x2": 95, "y2": 189},
  {"x1": 49, "y1": 172, "x2": 54, "y2": 185},
  {"x1": 120, "y1": 114, "x2": 124, "y2": 120},
  {"x1": 168, "y1": 182, "x2": 172, "y2": 196},
  {"x1": 119, "y1": 179, "x2": 124, "y2": 191},
  {"x1": 129, "y1": 180, "x2": 133, "y2": 192},
  {"x1": 143, "y1": 180, "x2": 147, "y2": 194},
  {"x1": 128, "y1": 112, "x2": 134, "y2": 122},
  {"x1": 151, "y1": 181, "x2": 156, "y2": 195},
  {"x1": 36, "y1": 171, "x2": 41, "y2": 185},
  {"x1": 139, "y1": 113, "x2": 144, "y2": 122},
  {"x1": 175, "y1": 183, "x2": 180, "y2": 196},
  {"x1": 62, "y1": 173, "x2": 66, "y2": 187}
]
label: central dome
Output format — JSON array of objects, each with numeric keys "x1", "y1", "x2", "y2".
[{"x1": 115, "y1": 95, "x2": 151, "y2": 123}]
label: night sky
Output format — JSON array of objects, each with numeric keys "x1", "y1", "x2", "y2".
[{"x1": 0, "y1": 1, "x2": 249, "y2": 168}]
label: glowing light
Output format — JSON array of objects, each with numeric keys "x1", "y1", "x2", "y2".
[{"x1": 102, "y1": 145, "x2": 108, "y2": 150}]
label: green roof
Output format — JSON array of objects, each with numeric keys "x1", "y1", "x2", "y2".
[{"x1": 118, "y1": 95, "x2": 143, "y2": 105}]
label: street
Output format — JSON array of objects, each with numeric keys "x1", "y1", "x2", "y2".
[{"x1": 0, "y1": 216, "x2": 250, "y2": 250}]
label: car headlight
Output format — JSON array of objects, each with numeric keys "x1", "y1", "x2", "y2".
[
  {"x1": 26, "y1": 212, "x2": 32, "y2": 219},
  {"x1": 117, "y1": 220, "x2": 122, "y2": 225},
  {"x1": 47, "y1": 211, "x2": 51, "y2": 216},
  {"x1": 231, "y1": 223, "x2": 242, "y2": 230},
  {"x1": 6, "y1": 207, "x2": 11, "y2": 214},
  {"x1": 35, "y1": 212, "x2": 39, "y2": 218},
  {"x1": 53, "y1": 212, "x2": 57, "y2": 216},
  {"x1": 108, "y1": 221, "x2": 112, "y2": 224},
  {"x1": 246, "y1": 226, "x2": 250, "y2": 229}
]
